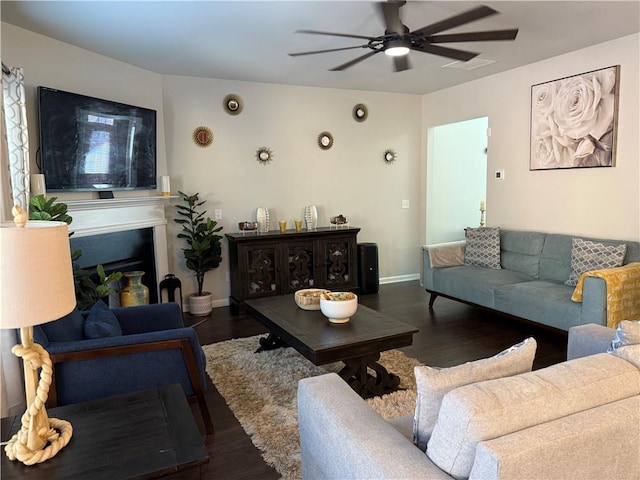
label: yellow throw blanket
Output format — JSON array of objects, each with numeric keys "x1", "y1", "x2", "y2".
[{"x1": 571, "y1": 262, "x2": 640, "y2": 328}]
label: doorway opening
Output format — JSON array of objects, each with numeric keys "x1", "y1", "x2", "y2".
[{"x1": 426, "y1": 116, "x2": 488, "y2": 244}]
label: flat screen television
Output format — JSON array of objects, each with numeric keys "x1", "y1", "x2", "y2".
[{"x1": 38, "y1": 86, "x2": 157, "y2": 192}]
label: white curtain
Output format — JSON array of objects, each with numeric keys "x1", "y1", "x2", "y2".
[{"x1": 0, "y1": 62, "x2": 29, "y2": 416}]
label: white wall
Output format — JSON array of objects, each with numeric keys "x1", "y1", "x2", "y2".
[
  {"x1": 162, "y1": 75, "x2": 422, "y2": 302},
  {"x1": 421, "y1": 34, "x2": 640, "y2": 242}
]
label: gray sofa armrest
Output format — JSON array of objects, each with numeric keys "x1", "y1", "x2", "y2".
[
  {"x1": 298, "y1": 373, "x2": 451, "y2": 480},
  {"x1": 567, "y1": 323, "x2": 615, "y2": 360},
  {"x1": 469, "y1": 396, "x2": 640, "y2": 480},
  {"x1": 421, "y1": 241, "x2": 466, "y2": 289}
]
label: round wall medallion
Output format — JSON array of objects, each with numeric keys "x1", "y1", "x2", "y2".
[
  {"x1": 318, "y1": 132, "x2": 334, "y2": 150},
  {"x1": 223, "y1": 94, "x2": 243, "y2": 115},
  {"x1": 383, "y1": 149, "x2": 396, "y2": 164},
  {"x1": 353, "y1": 103, "x2": 368, "y2": 122},
  {"x1": 193, "y1": 126, "x2": 214, "y2": 148},
  {"x1": 256, "y1": 147, "x2": 273, "y2": 165}
]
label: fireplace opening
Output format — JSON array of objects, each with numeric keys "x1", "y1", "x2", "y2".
[{"x1": 70, "y1": 228, "x2": 158, "y2": 305}]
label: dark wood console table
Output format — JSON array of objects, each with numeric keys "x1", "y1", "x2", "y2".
[
  {"x1": 226, "y1": 227, "x2": 360, "y2": 311},
  {"x1": 1, "y1": 384, "x2": 208, "y2": 479}
]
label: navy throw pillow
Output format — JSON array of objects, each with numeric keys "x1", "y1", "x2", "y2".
[{"x1": 84, "y1": 301, "x2": 122, "y2": 339}]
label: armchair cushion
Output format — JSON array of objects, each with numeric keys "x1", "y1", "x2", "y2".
[{"x1": 84, "y1": 301, "x2": 122, "y2": 338}]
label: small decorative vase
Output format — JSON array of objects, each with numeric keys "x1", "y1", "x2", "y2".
[
  {"x1": 304, "y1": 205, "x2": 318, "y2": 230},
  {"x1": 119, "y1": 271, "x2": 150, "y2": 307},
  {"x1": 257, "y1": 207, "x2": 270, "y2": 233}
]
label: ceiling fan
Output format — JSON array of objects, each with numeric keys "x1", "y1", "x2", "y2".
[{"x1": 288, "y1": 1, "x2": 518, "y2": 72}]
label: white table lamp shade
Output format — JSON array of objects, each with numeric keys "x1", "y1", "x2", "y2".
[{"x1": 0, "y1": 221, "x2": 76, "y2": 328}]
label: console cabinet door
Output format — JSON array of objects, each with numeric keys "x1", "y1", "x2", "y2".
[
  {"x1": 319, "y1": 235, "x2": 357, "y2": 290},
  {"x1": 282, "y1": 239, "x2": 318, "y2": 293},
  {"x1": 241, "y1": 243, "x2": 281, "y2": 299}
]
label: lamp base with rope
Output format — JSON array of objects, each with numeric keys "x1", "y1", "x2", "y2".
[{"x1": 4, "y1": 326, "x2": 73, "y2": 465}]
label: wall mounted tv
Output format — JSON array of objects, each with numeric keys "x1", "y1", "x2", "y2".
[{"x1": 38, "y1": 86, "x2": 157, "y2": 192}]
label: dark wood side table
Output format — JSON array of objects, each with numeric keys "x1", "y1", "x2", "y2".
[{"x1": 1, "y1": 384, "x2": 209, "y2": 479}]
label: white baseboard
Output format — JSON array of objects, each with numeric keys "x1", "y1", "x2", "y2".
[{"x1": 379, "y1": 273, "x2": 420, "y2": 284}]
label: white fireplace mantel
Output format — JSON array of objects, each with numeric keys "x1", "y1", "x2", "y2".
[{"x1": 65, "y1": 195, "x2": 177, "y2": 288}]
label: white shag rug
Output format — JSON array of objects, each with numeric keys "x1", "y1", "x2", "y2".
[{"x1": 203, "y1": 335, "x2": 421, "y2": 480}]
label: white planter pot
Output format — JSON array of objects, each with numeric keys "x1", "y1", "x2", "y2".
[{"x1": 189, "y1": 292, "x2": 212, "y2": 316}]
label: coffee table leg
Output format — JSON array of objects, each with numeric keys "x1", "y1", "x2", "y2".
[
  {"x1": 339, "y1": 353, "x2": 401, "y2": 398},
  {"x1": 256, "y1": 333, "x2": 288, "y2": 353}
]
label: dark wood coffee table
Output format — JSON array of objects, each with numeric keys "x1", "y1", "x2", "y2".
[
  {"x1": 245, "y1": 295, "x2": 418, "y2": 398},
  {"x1": 1, "y1": 384, "x2": 208, "y2": 479}
]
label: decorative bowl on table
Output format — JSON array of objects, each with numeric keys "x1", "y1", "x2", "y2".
[
  {"x1": 330, "y1": 214, "x2": 348, "y2": 225},
  {"x1": 295, "y1": 288, "x2": 330, "y2": 310},
  {"x1": 238, "y1": 221, "x2": 258, "y2": 231},
  {"x1": 319, "y1": 291, "x2": 358, "y2": 323}
]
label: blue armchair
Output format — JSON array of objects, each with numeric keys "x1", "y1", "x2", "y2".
[{"x1": 30, "y1": 302, "x2": 213, "y2": 434}]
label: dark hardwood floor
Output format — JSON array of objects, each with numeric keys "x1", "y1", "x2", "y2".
[{"x1": 173, "y1": 280, "x2": 567, "y2": 479}]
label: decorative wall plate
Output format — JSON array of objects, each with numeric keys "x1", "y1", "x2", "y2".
[
  {"x1": 318, "y1": 132, "x2": 334, "y2": 150},
  {"x1": 383, "y1": 149, "x2": 396, "y2": 163},
  {"x1": 193, "y1": 126, "x2": 214, "y2": 147},
  {"x1": 256, "y1": 147, "x2": 273, "y2": 164},
  {"x1": 353, "y1": 103, "x2": 368, "y2": 122},
  {"x1": 223, "y1": 94, "x2": 243, "y2": 115}
]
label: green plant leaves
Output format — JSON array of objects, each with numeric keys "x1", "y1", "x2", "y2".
[{"x1": 175, "y1": 191, "x2": 223, "y2": 295}]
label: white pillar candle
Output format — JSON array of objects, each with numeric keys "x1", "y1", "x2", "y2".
[
  {"x1": 159, "y1": 176, "x2": 171, "y2": 196},
  {"x1": 30, "y1": 174, "x2": 46, "y2": 196},
  {"x1": 480, "y1": 200, "x2": 486, "y2": 210}
]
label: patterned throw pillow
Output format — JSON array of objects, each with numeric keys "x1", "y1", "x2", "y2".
[
  {"x1": 464, "y1": 227, "x2": 502, "y2": 269},
  {"x1": 607, "y1": 320, "x2": 640, "y2": 353},
  {"x1": 565, "y1": 238, "x2": 627, "y2": 286}
]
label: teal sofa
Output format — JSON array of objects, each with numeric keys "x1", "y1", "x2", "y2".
[{"x1": 421, "y1": 230, "x2": 640, "y2": 331}]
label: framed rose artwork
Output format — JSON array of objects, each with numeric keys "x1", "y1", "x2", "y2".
[{"x1": 530, "y1": 65, "x2": 620, "y2": 170}]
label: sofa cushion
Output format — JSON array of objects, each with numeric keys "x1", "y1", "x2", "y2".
[
  {"x1": 40, "y1": 308, "x2": 85, "y2": 342},
  {"x1": 499, "y1": 230, "x2": 545, "y2": 278},
  {"x1": 566, "y1": 238, "x2": 627, "y2": 286},
  {"x1": 426, "y1": 353, "x2": 640, "y2": 479},
  {"x1": 432, "y1": 266, "x2": 534, "y2": 309},
  {"x1": 494, "y1": 281, "x2": 582, "y2": 330},
  {"x1": 84, "y1": 301, "x2": 122, "y2": 339},
  {"x1": 464, "y1": 227, "x2": 501, "y2": 269},
  {"x1": 608, "y1": 320, "x2": 640, "y2": 352},
  {"x1": 412, "y1": 337, "x2": 536, "y2": 451}
]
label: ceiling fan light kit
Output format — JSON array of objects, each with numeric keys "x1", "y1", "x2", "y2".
[
  {"x1": 289, "y1": 2, "x2": 518, "y2": 72},
  {"x1": 384, "y1": 39, "x2": 410, "y2": 57}
]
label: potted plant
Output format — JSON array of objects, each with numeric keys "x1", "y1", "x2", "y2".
[{"x1": 175, "y1": 191, "x2": 223, "y2": 316}]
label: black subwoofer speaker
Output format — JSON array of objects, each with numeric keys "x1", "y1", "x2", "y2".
[{"x1": 358, "y1": 242, "x2": 379, "y2": 294}]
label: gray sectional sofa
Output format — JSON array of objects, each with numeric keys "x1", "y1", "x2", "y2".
[
  {"x1": 421, "y1": 229, "x2": 640, "y2": 331},
  {"x1": 298, "y1": 324, "x2": 640, "y2": 480}
]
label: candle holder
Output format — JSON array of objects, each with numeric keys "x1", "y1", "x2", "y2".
[{"x1": 480, "y1": 206, "x2": 486, "y2": 227}]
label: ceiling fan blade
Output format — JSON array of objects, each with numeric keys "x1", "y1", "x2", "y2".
[
  {"x1": 378, "y1": 1, "x2": 406, "y2": 34},
  {"x1": 329, "y1": 50, "x2": 381, "y2": 71},
  {"x1": 412, "y1": 5, "x2": 498, "y2": 37},
  {"x1": 289, "y1": 45, "x2": 369, "y2": 57},
  {"x1": 412, "y1": 43, "x2": 479, "y2": 61},
  {"x1": 427, "y1": 29, "x2": 519, "y2": 43},
  {"x1": 393, "y1": 55, "x2": 411, "y2": 72},
  {"x1": 295, "y1": 29, "x2": 376, "y2": 41}
]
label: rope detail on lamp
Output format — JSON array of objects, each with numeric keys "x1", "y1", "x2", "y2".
[
  {"x1": 5, "y1": 342, "x2": 73, "y2": 464},
  {"x1": 1, "y1": 207, "x2": 76, "y2": 465}
]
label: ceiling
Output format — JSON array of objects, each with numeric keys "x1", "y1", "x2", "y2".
[{"x1": 2, "y1": 1, "x2": 639, "y2": 95}]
